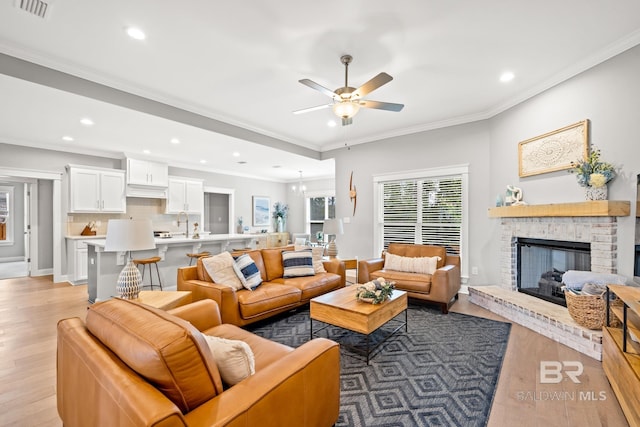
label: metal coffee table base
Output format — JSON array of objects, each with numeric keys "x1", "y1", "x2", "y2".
[{"x1": 310, "y1": 310, "x2": 407, "y2": 364}]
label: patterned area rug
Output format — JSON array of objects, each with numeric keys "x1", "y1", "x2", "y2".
[{"x1": 247, "y1": 303, "x2": 511, "y2": 427}]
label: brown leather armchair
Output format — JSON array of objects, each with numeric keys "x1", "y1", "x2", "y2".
[
  {"x1": 57, "y1": 298, "x2": 340, "y2": 427},
  {"x1": 358, "y1": 243, "x2": 461, "y2": 313}
]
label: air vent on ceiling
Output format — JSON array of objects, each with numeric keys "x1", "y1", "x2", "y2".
[{"x1": 16, "y1": 0, "x2": 50, "y2": 19}]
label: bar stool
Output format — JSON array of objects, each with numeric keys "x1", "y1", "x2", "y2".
[
  {"x1": 187, "y1": 251, "x2": 211, "y2": 266},
  {"x1": 132, "y1": 256, "x2": 163, "y2": 290}
]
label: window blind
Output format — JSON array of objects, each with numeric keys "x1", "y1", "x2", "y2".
[{"x1": 381, "y1": 176, "x2": 462, "y2": 254}]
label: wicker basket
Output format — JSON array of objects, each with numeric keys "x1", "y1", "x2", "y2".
[{"x1": 564, "y1": 290, "x2": 622, "y2": 329}]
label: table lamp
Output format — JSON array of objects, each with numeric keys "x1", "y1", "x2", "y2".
[
  {"x1": 104, "y1": 219, "x2": 156, "y2": 299},
  {"x1": 323, "y1": 218, "x2": 344, "y2": 258}
]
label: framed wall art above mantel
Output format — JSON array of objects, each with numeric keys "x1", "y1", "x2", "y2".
[{"x1": 518, "y1": 119, "x2": 589, "y2": 177}]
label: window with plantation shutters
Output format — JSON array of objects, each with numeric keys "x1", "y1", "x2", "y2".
[{"x1": 374, "y1": 165, "x2": 468, "y2": 279}]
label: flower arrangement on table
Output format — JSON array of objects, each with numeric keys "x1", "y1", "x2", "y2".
[
  {"x1": 356, "y1": 277, "x2": 395, "y2": 304},
  {"x1": 568, "y1": 147, "x2": 616, "y2": 188}
]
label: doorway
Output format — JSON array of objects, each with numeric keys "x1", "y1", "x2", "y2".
[
  {"x1": 0, "y1": 180, "x2": 32, "y2": 279},
  {"x1": 203, "y1": 187, "x2": 235, "y2": 235}
]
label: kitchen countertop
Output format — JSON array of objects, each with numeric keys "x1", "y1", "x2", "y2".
[{"x1": 83, "y1": 233, "x2": 261, "y2": 247}]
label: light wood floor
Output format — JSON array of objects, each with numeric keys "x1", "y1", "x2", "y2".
[{"x1": 0, "y1": 277, "x2": 629, "y2": 427}]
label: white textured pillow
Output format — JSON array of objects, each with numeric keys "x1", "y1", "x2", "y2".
[
  {"x1": 384, "y1": 253, "x2": 441, "y2": 275},
  {"x1": 204, "y1": 335, "x2": 255, "y2": 386},
  {"x1": 201, "y1": 252, "x2": 243, "y2": 290},
  {"x1": 295, "y1": 245, "x2": 327, "y2": 273}
]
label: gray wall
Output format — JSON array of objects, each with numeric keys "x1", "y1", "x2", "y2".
[
  {"x1": 488, "y1": 44, "x2": 640, "y2": 281},
  {"x1": 37, "y1": 179, "x2": 54, "y2": 269},
  {"x1": 326, "y1": 121, "x2": 492, "y2": 285},
  {"x1": 328, "y1": 44, "x2": 640, "y2": 285}
]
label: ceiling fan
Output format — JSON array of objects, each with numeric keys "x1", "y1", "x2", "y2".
[{"x1": 294, "y1": 54, "x2": 404, "y2": 126}]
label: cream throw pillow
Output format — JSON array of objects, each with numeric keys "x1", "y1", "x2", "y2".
[
  {"x1": 295, "y1": 245, "x2": 327, "y2": 273},
  {"x1": 384, "y1": 253, "x2": 441, "y2": 275},
  {"x1": 201, "y1": 252, "x2": 244, "y2": 290},
  {"x1": 204, "y1": 335, "x2": 255, "y2": 386}
]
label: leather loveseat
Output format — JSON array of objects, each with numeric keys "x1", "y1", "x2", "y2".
[
  {"x1": 57, "y1": 298, "x2": 340, "y2": 427},
  {"x1": 358, "y1": 243, "x2": 461, "y2": 313},
  {"x1": 177, "y1": 246, "x2": 345, "y2": 326}
]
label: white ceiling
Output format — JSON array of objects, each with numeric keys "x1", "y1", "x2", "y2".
[{"x1": 1, "y1": 1, "x2": 640, "y2": 182}]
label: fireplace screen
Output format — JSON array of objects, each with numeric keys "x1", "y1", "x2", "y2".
[{"x1": 516, "y1": 238, "x2": 591, "y2": 306}]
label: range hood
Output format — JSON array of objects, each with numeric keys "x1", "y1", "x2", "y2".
[{"x1": 126, "y1": 185, "x2": 167, "y2": 199}]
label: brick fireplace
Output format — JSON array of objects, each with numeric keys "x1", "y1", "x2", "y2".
[{"x1": 469, "y1": 201, "x2": 629, "y2": 360}]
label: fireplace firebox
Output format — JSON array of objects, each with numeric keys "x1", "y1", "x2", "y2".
[{"x1": 516, "y1": 238, "x2": 591, "y2": 306}]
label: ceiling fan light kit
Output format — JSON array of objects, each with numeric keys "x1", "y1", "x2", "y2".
[{"x1": 296, "y1": 54, "x2": 404, "y2": 126}]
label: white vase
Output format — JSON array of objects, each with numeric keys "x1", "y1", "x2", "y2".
[
  {"x1": 276, "y1": 217, "x2": 283, "y2": 232},
  {"x1": 585, "y1": 185, "x2": 608, "y2": 200}
]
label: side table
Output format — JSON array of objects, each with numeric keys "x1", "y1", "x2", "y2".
[{"x1": 131, "y1": 290, "x2": 193, "y2": 310}]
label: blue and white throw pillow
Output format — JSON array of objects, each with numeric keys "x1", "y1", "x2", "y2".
[
  {"x1": 233, "y1": 254, "x2": 263, "y2": 290},
  {"x1": 282, "y1": 249, "x2": 315, "y2": 278}
]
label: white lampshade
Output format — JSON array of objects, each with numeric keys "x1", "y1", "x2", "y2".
[
  {"x1": 323, "y1": 218, "x2": 344, "y2": 237},
  {"x1": 104, "y1": 219, "x2": 156, "y2": 300},
  {"x1": 105, "y1": 219, "x2": 156, "y2": 252}
]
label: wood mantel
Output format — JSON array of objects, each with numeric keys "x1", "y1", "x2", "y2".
[{"x1": 488, "y1": 200, "x2": 630, "y2": 218}]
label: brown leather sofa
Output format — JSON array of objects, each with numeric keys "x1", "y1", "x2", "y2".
[
  {"x1": 177, "y1": 246, "x2": 345, "y2": 326},
  {"x1": 57, "y1": 298, "x2": 340, "y2": 427},
  {"x1": 358, "y1": 243, "x2": 461, "y2": 313}
]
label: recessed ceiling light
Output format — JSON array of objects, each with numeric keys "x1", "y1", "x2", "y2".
[
  {"x1": 62, "y1": 135, "x2": 74, "y2": 142},
  {"x1": 80, "y1": 118, "x2": 94, "y2": 126},
  {"x1": 200, "y1": 159, "x2": 207, "y2": 164},
  {"x1": 500, "y1": 71, "x2": 515, "y2": 83},
  {"x1": 327, "y1": 120, "x2": 337, "y2": 127},
  {"x1": 170, "y1": 138, "x2": 180, "y2": 144},
  {"x1": 237, "y1": 161, "x2": 247, "y2": 165},
  {"x1": 143, "y1": 149, "x2": 151, "y2": 154},
  {"x1": 126, "y1": 27, "x2": 146, "y2": 40},
  {"x1": 272, "y1": 165, "x2": 282, "y2": 168},
  {"x1": 232, "y1": 152, "x2": 240, "y2": 157}
]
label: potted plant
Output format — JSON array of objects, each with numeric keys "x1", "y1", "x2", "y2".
[{"x1": 569, "y1": 147, "x2": 616, "y2": 200}]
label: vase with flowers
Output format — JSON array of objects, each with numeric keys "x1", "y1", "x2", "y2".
[
  {"x1": 569, "y1": 147, "x2": 616, "y2": 200},
  {"x1": 272, "y1": 202, "x2": 288, "y2": 232}
]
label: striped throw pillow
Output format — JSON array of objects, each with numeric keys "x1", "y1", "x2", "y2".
[
  {"x1": 282, "y1": 249, "x2": 315, "y2": 278},
  {"x1": 233, "y1": 254, "x2": 263, "y2": 290}
]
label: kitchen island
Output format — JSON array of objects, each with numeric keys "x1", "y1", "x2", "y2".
[{"x1": 85, "y1": 234, "x2": 261, "y2": 303}]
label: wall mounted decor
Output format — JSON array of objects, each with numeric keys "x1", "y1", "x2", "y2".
[
  {"x1": 252, "y1": 196, "x2": 270, "y2": 227},
  {"x1": 518, "y1": 119, "x2": 589, "y2": 177},
  {"x1": 349, "y1": 171, "x2": 357, "y2": 216}
]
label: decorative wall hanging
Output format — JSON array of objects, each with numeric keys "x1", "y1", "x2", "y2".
[
  {"x1": 518, "y1": 119, "x2": 589, "y2": 177},
  {"x1": 349, "y1": 171, "x2": 357, "y2": 216},
  {"x1": 252, "y1": 196, "x2": 270, "y2": 227}
]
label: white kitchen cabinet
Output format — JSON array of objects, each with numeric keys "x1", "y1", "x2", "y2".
[
  {"x1": 166, "y1": 177, "x2": 203, "y2": 214},
  {"x1": 66, "y1": 238, "x2": 101, "y2": 284},
  {"x1": 67, "y1": 166, "x2": 126, "y2": 213},
  {"x1": 126, "y1": 158, "x2": 168, "y2": 187}
]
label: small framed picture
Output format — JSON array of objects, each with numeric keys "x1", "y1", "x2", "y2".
[{"x1": 252, "y1": 196, "x2": 270, "y2": 226}]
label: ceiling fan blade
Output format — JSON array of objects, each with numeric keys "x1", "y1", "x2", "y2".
[
  {"x1": 293, "y1": 104, "x2": 331, "y2": 115},
  {"x1": 299, "y1": 79, "x2": 338, "y2": 99},
  {"x1": 353, "y1": 72, "x2": 393, "y2": 98},
  {"x1": 359, "y1": 100, "x2": 404, "y2": 112}
]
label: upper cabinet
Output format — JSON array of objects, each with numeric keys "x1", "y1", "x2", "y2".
[
  {"x1": 127, "y1": 158, "x2": 169, "y2": 187},
  {"x1": 67, "y1": 165, "x2": 126, "y2": 213},
  {"x1": 166, "y1": 177, "x2": 204, "y2": 214}
]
